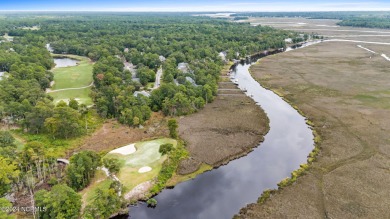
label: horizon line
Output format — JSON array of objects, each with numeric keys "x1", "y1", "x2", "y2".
[{"x1": 1, "y1": 10, "x2": 390, "y2": 12}]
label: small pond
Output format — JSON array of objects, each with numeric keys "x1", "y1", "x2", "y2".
[{"x1": 54, "y1": 58, "x2": 79, "y2": 68}]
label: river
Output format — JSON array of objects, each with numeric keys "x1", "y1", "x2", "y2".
[{"x1": 125, "y1": 52, "x2": 314, "y2": 218}]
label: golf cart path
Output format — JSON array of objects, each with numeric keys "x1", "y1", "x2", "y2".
[{"x1": 46, "y1": 82, "x2": 93, "y2": 93}]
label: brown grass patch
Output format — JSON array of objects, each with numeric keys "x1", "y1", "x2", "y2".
[{"x1": 77, "y1": 112, "x2": 169, "y2": 153}]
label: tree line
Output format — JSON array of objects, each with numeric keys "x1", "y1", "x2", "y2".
[
  {"x1": 0, "y1": 13, "x2": 303, "y2": 218},
  {"x1": 8, "y1": 13, "x2": 297, "y2": 126}
]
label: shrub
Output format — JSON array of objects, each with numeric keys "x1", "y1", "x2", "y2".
[
  {"x1": 168, "y1": 119, "x2": 178, "y2": 139},
  {"x1": 147, "y1": 198, "x2": 157, "y2": 207},
  {"x1": 159, "y1": 143, "x2": 174, "y2": 155}
]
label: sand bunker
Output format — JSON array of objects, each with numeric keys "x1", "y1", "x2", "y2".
[
  {"x1": 109, "y1": 144, "x2": 136, "y2": 155},
  {"x1": 138, "y1": 166, "x2": 152, "y2": 173}
]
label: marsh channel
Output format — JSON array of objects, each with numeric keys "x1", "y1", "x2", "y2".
[{"x1": 125, "y1": 43, "x2": 316, "y2": 219}]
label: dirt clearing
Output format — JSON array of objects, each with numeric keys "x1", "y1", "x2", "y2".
[{"x1": 77, "y1": 112, "x2": 168, "y2": 153}]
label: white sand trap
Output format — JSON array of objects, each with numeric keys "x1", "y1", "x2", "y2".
[
  {"x1": 109, "y1": 144, "x2": 136, "y2": 155},
  {"x1": 138, "y1": 166, "x2": 152, "y2": 173}
]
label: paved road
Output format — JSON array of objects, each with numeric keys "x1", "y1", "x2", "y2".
[
  {"x1": 325, "y1": 38, "x2": 390, "y2": 45},
  {"x1": 154, "y1": 67, "x2": 163, "y2": 89}
]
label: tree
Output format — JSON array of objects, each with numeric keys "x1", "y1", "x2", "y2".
[
  {"x1": 203, "y1": 84, "x2": 213, "y2": 103},
  {"x1": 0, "y1": 156, "x2": 20, "y2": 196},
  {"x1": 44, "y1": 106, "x2": 83, "y2": 139},
  {"x1": 34, "y1": 184, "x2": 81, "y2": 219},
  {"x1": 0, "y1": 198, "x2": 14, "y2": 219},
  {"x1": 137, "y1": 66, "x2": 155, "y2": 86},
  {"x1": 68, "y1": 98, "x2": 79, "y2": 110},
  {"x1": 25, "y1": 100, "x2": 54, "y2": 134},
  {"x1": 102, "y1": 157, "x2": 121, "y2": 174},
  {"x1": 56, "y1": 100, "x2": 68, "y2": 108},
  {"x1": 66, "y1": 151, "x2": 100, "y2": 191},
  {"x1": 83, "y1": 181, "x2": 122, "y2": 219},
  {"x1": 168, "y1": 119, "x2": 178, "y2": 139},
  {"x1": 159, "y1": 143, "x2": 174, "y2": 155},
  {"x1": 0, "y1": 131, "x2": 15, "y2": 148}
]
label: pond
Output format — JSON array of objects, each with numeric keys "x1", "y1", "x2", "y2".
[{"x1": 53, "y1": 58, "x2": 79, "y2": 68}]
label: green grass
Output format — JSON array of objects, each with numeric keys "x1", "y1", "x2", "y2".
[
  {"x1": 166, "y1": 163, "x2": 213, "y2": 187},
  {"x1": 354, "y1": 94, "x2": 378, "y2": 102},
  {"x1": 49, "y1": 54, "x2": 93, "y2": 105},
  {"x1": 50, "y1": 88, "x2": 93, "y2": 106},
  {"x1": 10, "y1": 111, "x2": 103, "y2": 154},
  {"x1": 106, "y1": 138, "x2": 177, "y2": 167},
  {"x1": 12, "y1": 134, "x2": 26, "y2": 151},
  {"x1": 52, "y1": 55, "x2": 93, "y2": 89},
  {"x1": 80, "y1": 170, "x2": 113, "y2": 204},
  {"x1": 106, "y1": 138, "x2": 178, "y2": 191},
  {"x1": 81, "y1": 138, "x2": 178, "y2": 202},
  {"x1": 354, "y1": 93, "x2": 390, "y2": 109},
  {"x1": 118, "y1": 163, "x2": 162, "y2": 191}
]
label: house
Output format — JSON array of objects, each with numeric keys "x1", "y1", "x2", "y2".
[{"x1": 177, "y1": 62, "x2": 189, "y2": 73}]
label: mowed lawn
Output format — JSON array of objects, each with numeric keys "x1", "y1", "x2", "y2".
[
  {"x1": 105, "y1": 138, "x2": 177, "y2": 190},
  {"x1": 52, "y1": 55, "x2": 93, "y2": 89},
  {"x1": 50, "y1": 55, "x2": 93, "y2": 105},
  {"x1": 80, "y1": 138, "x2": 177, "y2": 206},
  {"x1": 50, "y1": 88, "x2": 93, "y2": 106}
]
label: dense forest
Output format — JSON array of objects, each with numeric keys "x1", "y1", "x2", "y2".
[
  {"x1": 232, "y1": 11, "x2": 390, "y2": 29},
  {"x1": 0, "y1": 13, "x2": 302, "y2": 218},
  {"x1": 337, "y1": 17, "x2": 390, "y2": 29},
  {"x1": 2, "y1": 13, "x2": 299, "y2": 126}
]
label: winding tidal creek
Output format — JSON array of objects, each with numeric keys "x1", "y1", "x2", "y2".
[{"x1": 128, "y1": 50, "x2": 315, "y2": 219}]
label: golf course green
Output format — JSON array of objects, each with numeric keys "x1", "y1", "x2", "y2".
[
  {"x1": 80, "y1": 138, "x2": 177, "y2": 205},
  {"x1": 49, "y1": 54, "x2": 93, "y2": 105}
]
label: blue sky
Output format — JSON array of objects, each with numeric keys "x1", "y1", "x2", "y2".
[{"x1": 1, "y1": 0, "x2": 390, "y2": 11}]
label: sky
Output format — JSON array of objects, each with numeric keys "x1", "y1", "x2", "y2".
[{"x1": 1, "y1": 0, "x2": 390, "y2": 12}]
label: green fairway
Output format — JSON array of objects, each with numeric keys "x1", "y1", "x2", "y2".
[
  {"x1": 50, "y1": 55, "x2": 93, "y2": 105},
  {"x1": 50, "y1": 88, "x2": 93, "y2": 106},
  {"x1": 107, "y1": 138, "x2": 176, "y2": 189},
  {"x1": 80, "y1": 138, "x2": 177, "y2": 206},
  {"x1": 52, "y1": 55, "x2": 93, "y2": 89}
]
